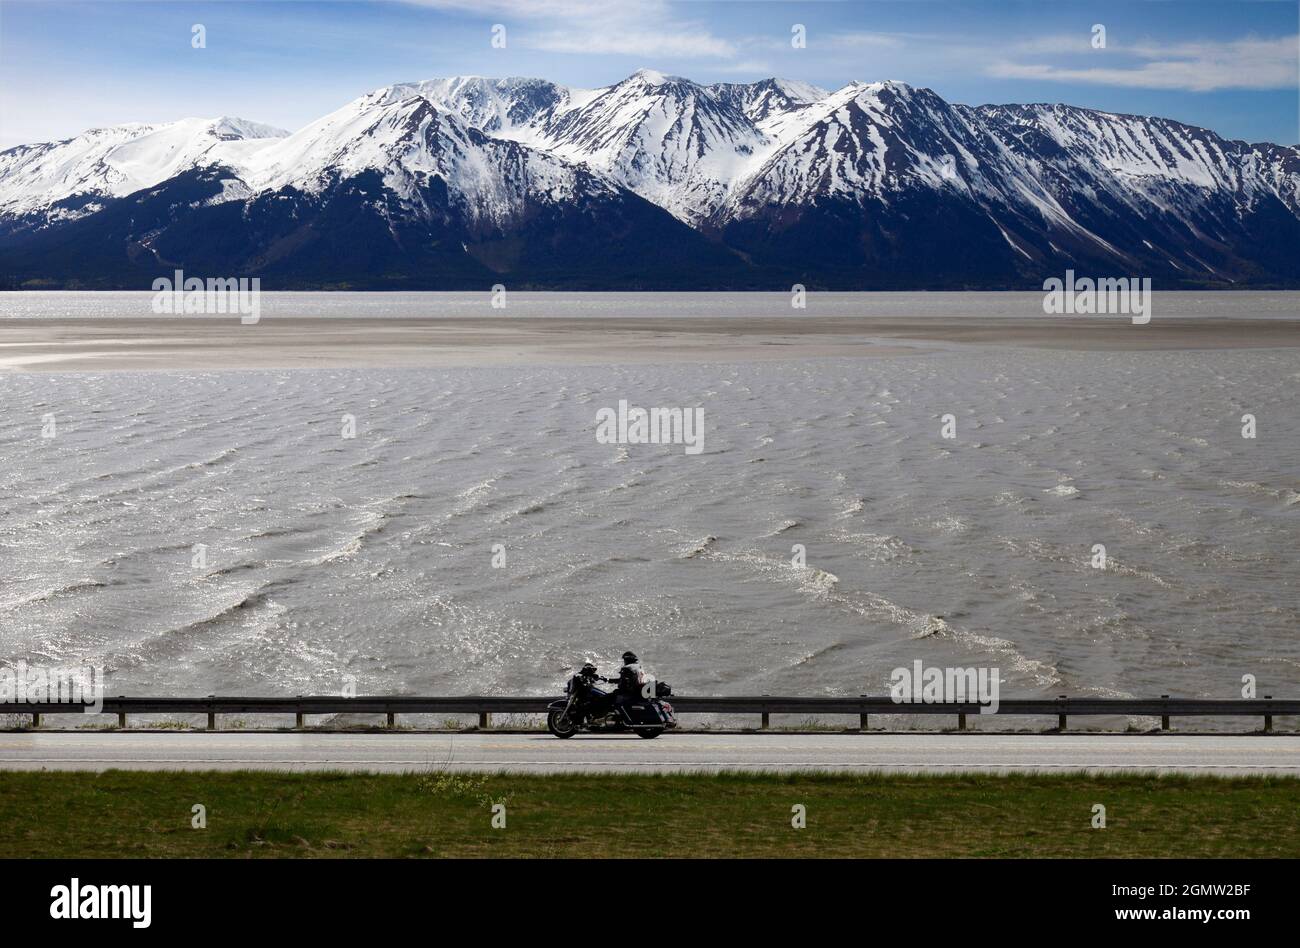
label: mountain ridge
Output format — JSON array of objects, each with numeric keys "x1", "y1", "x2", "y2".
[{"x1": 3, "y1": 71, "x2": 1298, "y2": 289}]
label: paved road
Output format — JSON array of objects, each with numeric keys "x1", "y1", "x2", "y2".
[{"x1": 1, "y1": 732, "x2": 1297, "y2": 775}]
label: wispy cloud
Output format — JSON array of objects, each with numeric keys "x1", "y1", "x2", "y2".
[
  {"x1": 405, "y1": 0, "x2": 735, "y2": 58},
  {"x1": 990, "y1": 34, "x2": 1298, "y2": 92},
  {"x1": 707, "y1": 59, "x2": 777, "y2": 76},
  {"x1": 824, "y1": 31, "x2": 909, "y2": 50}
]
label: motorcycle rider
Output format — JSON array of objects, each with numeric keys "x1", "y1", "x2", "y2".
[
  {"x1": 574, "y1": 662, "x2": 611, "y2": 715},
  {"x1": 547, "y1": 651, "x2": 674, "y2": 738}
]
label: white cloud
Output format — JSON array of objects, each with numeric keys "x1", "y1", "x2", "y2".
[
  {"x1": 708, "y1": 59, "x2": 777, "y2": 76},
  {"x1": 990, "y1": 34, "x2": 1299, "y2": 92},
  {"x1": 529, "y1": 27, "x2": 734, "y2": 59},
  {"x1": 404, "y1": 0, "x2": 735, "y2": 59},
  {"x1": 1007, "y1": 34, "x2": 1098, "y2": 56},
  {"x1": 825, "y1": 32, "x2": 908, "y2": 50}
]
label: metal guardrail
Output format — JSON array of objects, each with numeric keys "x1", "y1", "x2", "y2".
[{"x1": 6, "y1": 694, "x2": 1298, "y2": 732}]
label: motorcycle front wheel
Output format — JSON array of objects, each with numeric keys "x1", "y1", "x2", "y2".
[{"x1": 547, "y1": 710, "x2": 577, "y2": 738}]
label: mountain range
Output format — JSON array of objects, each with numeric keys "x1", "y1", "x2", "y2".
[{"x1": 3, "y1": 69, "x2": 1299, "y2": 289}]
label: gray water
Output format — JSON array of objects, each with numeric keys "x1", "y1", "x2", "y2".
[
  {"x1": 1, "y1": 345, "x2": 1297, "y2": 719},
  {"x1": 1, "y1": 289, "x2": 1298, "y2": 319}
]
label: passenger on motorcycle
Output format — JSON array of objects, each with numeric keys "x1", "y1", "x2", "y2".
[{"x1": 608, "y1": 651, "x2": 643, "y2": 708}]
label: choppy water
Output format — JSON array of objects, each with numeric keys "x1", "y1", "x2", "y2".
[
  {"x1": 2, "y1": 289, "x2": 1298, "y2": 319},
  {"x1": 2, "y1": 347, "x2": 1297, "y2": 719}
]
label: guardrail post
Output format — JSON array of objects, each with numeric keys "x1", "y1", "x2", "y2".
[
  {"x1": 387, "y1": 711, "x2": 395, "y2": 729},
  {"x1": 1160, "y1": 695, "x2": 1170, "y2": 731},
  {"x1": 479, "y1": 712, "x2": 490, "y2": 729},
  {"x1": 31, "y1": 712, "x2": 40, "y2": 728},
  {"x1": 1264, "y1": 696, "x2": 1272, "y2": 734},
  {"x1": 761, "y1": 693, "x2": 770, "y2": 730},
  {"x1": 117, "y1": 711, "x2": 127, "y2": 729},
  {"x1": 1058, "y1": 695, "x2": 1067, "y2": 732},
  {"x1": 957, "y1": 711, "x2": 967, "y2": 731},
  {"x1": 859, "y1": 696, "x2": 868, "y2": 731},
  {"x1": 207, "y1": 695, "x2": 215, "y2": 731},
  {"x1": 295, "y1": 697, "x2": 304, "y2": 730}
]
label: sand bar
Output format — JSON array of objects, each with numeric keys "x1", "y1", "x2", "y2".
[{"x1": 0, "y1": 316, "x2": 1295, "y2": 371}]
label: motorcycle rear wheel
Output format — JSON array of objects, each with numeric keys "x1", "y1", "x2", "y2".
[
  {"x1": 634, "y1": 728, "x2": 661, "y2": 739},
  {"x1": 547, "y1": 710, "x2": 577, "y2": 738}
]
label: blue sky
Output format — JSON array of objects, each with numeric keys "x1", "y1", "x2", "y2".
[{"x1": 1, "y1": 0, "x2": 1296, "y2": 148}]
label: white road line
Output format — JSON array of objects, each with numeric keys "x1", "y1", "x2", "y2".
[{"x1": 7, "y1": 759, "x2": 1300, "y2": 770}]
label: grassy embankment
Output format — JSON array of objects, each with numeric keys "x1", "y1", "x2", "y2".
[{"x1": 4, "y1": 770, "x2": 1298, "y2": 858}]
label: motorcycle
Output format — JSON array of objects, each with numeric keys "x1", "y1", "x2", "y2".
[{"x1": 547, "y1": 672, "x2": 676, "y2": 739}]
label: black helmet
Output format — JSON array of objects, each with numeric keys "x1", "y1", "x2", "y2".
[
  {"x1": 622, "y1": 651, "x2": 638, "y2": 665},
  {"x1": 579, "y1": 662, "x2": 598, "y2": 677}
]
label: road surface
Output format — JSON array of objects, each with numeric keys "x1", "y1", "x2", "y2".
[{"x1": 1, "y1": 732, "x2": 1298, "y2": 775}]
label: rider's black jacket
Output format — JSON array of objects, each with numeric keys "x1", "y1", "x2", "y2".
[{"x1": 572, "y1": 672, "x2": 609, "y2": 712}]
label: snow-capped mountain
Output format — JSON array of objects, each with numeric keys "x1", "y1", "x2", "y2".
[
  {"x1": 972, "y1": 102, "x2": 1300, "y2": 279},
  {"x1": 410, "y1": 69, "x2": 828, "y2": 224},
  {"x1": 707, "y1": 77, "x2": 830, "y2": 125},
  {"x1": 390, "y1": 76, "x2": 590, "y2": 143},
  {"x1": 227, "y1": 88, "x2": 623, "y2": 229},
  {"x1": 0, "y1": 117, "x2": 287, "y2": 229},
  {"x1": 2, "y1": 71, "x2": 1298, "y2": 289},
  {"x1": 525, "y1": 69, "x2": 821, "y2": 224}
]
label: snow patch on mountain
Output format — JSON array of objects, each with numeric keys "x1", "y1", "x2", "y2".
[
  {"x1": 231, "y1": 91, "x2": 618, "y2": 227},
  {"x1": 0, "y1": 117, "x2": 287, "y2": 221},
  {"x1": 401, "y1": 70, "x2": 831, "y2": 224}
]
